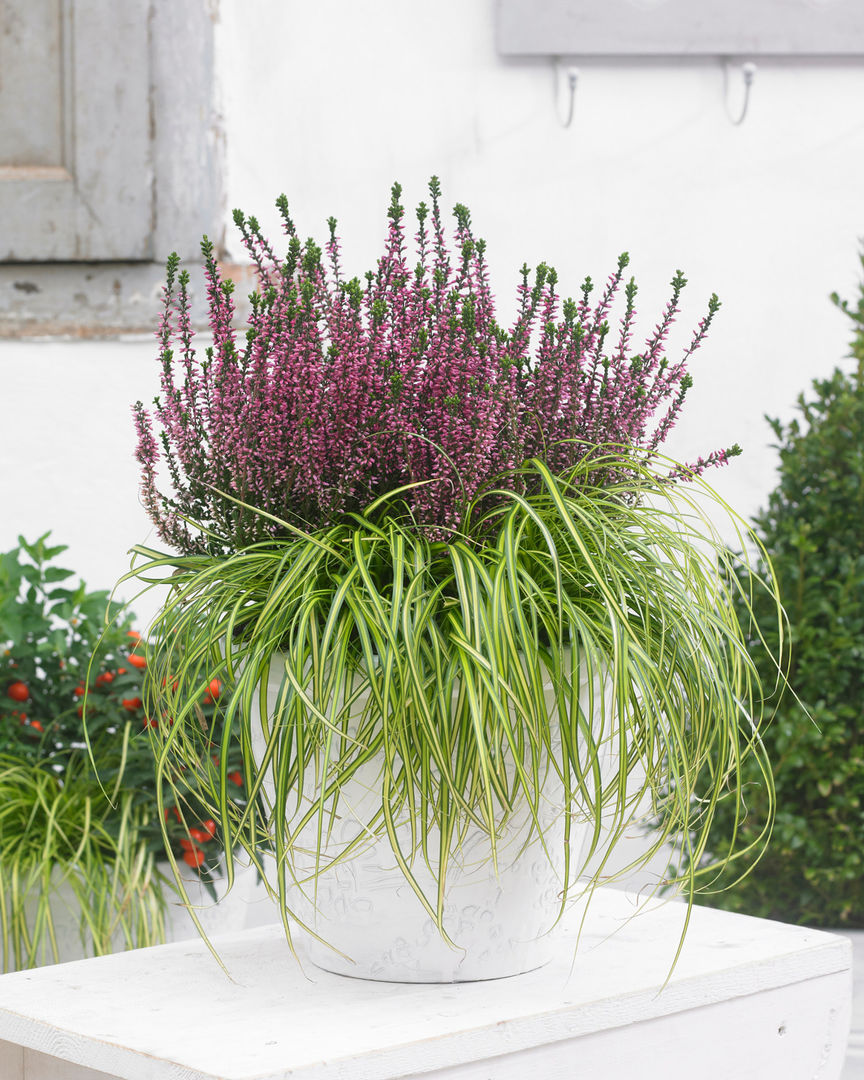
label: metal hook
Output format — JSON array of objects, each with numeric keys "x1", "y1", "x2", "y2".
[
  {"x1": 723, "y1": 60, "x2": 757, "y2": 126},
  {"x1": 554, "y1": 58, "x2": 579, "y2": 128}
]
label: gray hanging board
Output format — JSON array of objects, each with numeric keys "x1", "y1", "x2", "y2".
[{"x1": 496, "y1": 0, "x2": 864, "y2": 56}]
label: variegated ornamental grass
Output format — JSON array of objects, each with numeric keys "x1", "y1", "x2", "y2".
[
  {"x1": 0, "y1": 756, "x2": 165, "y2": 972},
  {"x1": 129, "y1": 455, "x2": 781, "y2": 968}
]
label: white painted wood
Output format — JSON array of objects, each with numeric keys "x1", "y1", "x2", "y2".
[
  {"x1": 838, "y1": 930, "x2": 864, "y2": 1079},
  {"x1": 0, "y1": 0, "x2": 152, "y2": 261},
  {"x1": 0, "y1": 0, "x2": 221, "y2": 266},
  {"x1": 149, "y1": 0, "x2": 224, "y2": 260},
  {"x1": 406, "y1": 974, "x2": 850, "y2": 1079},
  {"x1": 23, "y1": 1048, "x2": 116, "y2": 1080},
  {"x1": 0, "y1": 889, "x2": 851, "y2": 1080},
  {"x1": 0, "y1": 1037, "x2": 24, "y2": 1080},
  {"x1": 496, "y1": 0, "x2": 864, "y2": 56},
  {"x1": 0, "y1": 0, "x2": 64, "y2": 168}
]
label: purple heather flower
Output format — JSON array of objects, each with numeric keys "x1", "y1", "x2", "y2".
[{"x1": 134, "y1": 180, "x2": 738, "y2": 553}]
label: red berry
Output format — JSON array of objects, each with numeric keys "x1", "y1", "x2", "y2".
[
  {"x1": 208, "y1": 678, "x2": 222, "y2": 698},
  {"x1": 128, "y1": 654, "x2": 146, "y2": 670},
  {"x1": 7, "y1": 681, "x2": 30, "y2": 702},
  {"x1": 189, "y1": 827, "x2": 208, "y2": 844},
  {"x1": 95, "y1": 671, "x2": 115, "y2": 686},
  {"x1": 228, "y1": 770, "x2": 244, "y2": 787},
  {"x1": 182, "y1": 848, "x2": 205, "y2": 868},
  {"x1": 179, "y1": 837, "x2": 197, "y2": 851},
  {"x1": 122, "y1": 697, "x2": 142, "y2": 711},
  {"x1": 73, "y1": 684, "x2": 85, "y2": 697},
  {"x1": 117, "y1": 667, "x2": 127, "y2": 675},
  {"x1": 201, "y1": 819, "x2": 217, "y2": 838},
  {"x1": 30, "y1": 720, "x2": 44, "y2": 733},
  {"x1": 127, "y1": 630, "x2": 141, "y2": 642}
]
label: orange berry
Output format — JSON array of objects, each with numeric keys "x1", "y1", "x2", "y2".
[
  {"x1": 183, "y1": 848, "x2": 205, "y2": 868},
  {"x1": 7, "y1": 681, "x2": 30, "y2": 703},
  {"x1": 122, "y1": 697, "x2": 142, "y2": 711},
  {"x1": 30, "y1": 720, "x2": 44, "y2": 733},
  {"x1": 128, "y1": 654, "x2": 146, "y2": 670}
]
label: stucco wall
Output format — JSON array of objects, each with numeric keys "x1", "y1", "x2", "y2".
[{"x1": 2, "y1": 0, "x2": 864, "y2": 626}]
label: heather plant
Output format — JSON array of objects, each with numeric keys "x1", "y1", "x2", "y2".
[
  {"x1": 134, "y1": 178, "x2": 738, "y2": 554},
  {"x1": 126, "y1": 181, "x2": 784, "y2": 971}
]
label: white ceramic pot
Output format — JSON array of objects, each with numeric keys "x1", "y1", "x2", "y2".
[
  {"x1": 251, "y1": 653, "x2": 610, "y2": 983},
  {"x1": 0, "y1": 857, "x2": 274, "y2": 973},
  {"x1": 160, "y1": 853, "x2": 270, "y2": 942},
  {"x1": 0, "y1": 867, "x2": 163, "y2": 972}
]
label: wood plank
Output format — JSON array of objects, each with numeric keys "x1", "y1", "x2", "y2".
[
  {"x1": 0, "y1": 890, "x2": 852, "y2": 1080},
  {"x1": 24, "y1": 1047, "x2": 117, "y2": 1080},
  {"x1": 496, "y1": 0, "x2": 864, "y2": 56},
  {"x1": 411, "y1": 973, "x2": 850, "y2": 1079},
  {"x1": 0, "y1": 1037, "x2": 24, "y2": 1080}
]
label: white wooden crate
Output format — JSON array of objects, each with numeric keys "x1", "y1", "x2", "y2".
[{"x1": 0, "y1": 888, "x2": 851, "y2": 1080}]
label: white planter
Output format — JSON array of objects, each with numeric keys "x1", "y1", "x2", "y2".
[
  {"x1": 0, "y1": 857, "x2": 274, "y2": 972},
  {"x1": 0, "y1": 867, "x2": 164, "y2": 972},
  {"x1": 160, "y1": 854, "x2": 269, "y2": 943},
  {"x1": 252, "y1": 654, "x2": 610, "y2": 983}
]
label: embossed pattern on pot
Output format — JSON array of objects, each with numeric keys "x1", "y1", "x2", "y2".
[{"x1": 251, "y1": 654, "x2": 612, "y2": 983}]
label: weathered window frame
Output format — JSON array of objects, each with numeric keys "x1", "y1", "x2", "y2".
[{"x1": 0, "y1": 0, "x2": 223, "y2": 335}]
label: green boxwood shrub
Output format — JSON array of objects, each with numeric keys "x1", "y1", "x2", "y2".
[{"x1": 701, "y1": 257, "x2": 864, "y2": 927}]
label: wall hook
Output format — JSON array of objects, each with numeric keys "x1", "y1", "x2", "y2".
[
  {"x1": 554, "y1": 58, "x2": 579, "y2": 128},
  {"x1": 723, "y1": 60, "x2": 757, "y2": 126}
]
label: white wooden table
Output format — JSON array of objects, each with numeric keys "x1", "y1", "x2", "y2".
[{"x1": 0, "y1": 889, "x2": 852, "y2": 1080}]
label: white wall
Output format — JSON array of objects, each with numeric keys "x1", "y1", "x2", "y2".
[
  {"x1": 2, "y1": 0, "x2": 864, "y2": 624},
  {"x1": 0, "y1": 339, "x2": 164, "y2": 625}
]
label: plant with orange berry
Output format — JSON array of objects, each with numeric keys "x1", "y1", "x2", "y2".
[
  {"x1": 0, "y1": 535, "x2": 245, "y2": 887},
  {"x1": 0, "y1": 534, "x2": 150, "y2": 769}
]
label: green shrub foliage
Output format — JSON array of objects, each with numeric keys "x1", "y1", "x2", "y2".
[{"x1": 704, "y1": 261, "x2": 864, "y2": 927}]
